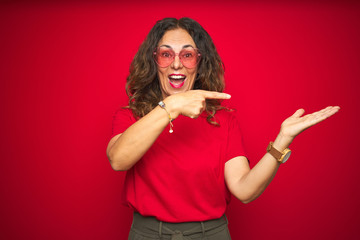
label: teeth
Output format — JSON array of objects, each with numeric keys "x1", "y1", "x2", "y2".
[{"x1": 169, "y1": 75, "x2": 185, "y2": 79}]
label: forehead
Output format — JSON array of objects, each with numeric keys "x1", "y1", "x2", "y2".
[{"x1": 158, "y1": 28, "x2": 196, "y2": 50}]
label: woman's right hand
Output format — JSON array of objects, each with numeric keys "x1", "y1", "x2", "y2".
[
  {"x1": 107, "y1": 90, "x2": 230, "y2": 171},
  {"x1": 163, "y1": 90, "x2": 231, "y2": 119}
]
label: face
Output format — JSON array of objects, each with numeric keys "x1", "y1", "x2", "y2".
[{"x1": 156, "y1": 28, "x2": 199, "y2": 98}]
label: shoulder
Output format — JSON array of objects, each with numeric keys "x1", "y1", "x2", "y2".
[
  {"x1": 113, "y1": 107, "x2": 136, "y2": 121},
  {"x1": 213, "y1": 108, "x2": 239, "y2": 125},
  {"x1": 111, "y1": 107, "x2": 137, "y2": 139}
]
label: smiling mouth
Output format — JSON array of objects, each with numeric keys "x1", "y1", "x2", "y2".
[{"x1": 168, "y1": 74, "x2": 186, "y2": 88}]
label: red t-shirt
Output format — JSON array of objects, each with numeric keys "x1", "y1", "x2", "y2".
[{"x1": 111, "y1": 108, "x2": 246, "y2": 222}]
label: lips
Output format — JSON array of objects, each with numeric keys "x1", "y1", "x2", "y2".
[{"x1": 168, "y1": 74, "x2": 186, "y2": 88}]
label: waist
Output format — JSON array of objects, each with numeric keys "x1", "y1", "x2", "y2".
[{"x1": 131, "y1": 212, "x2": 229, "y2": 238}]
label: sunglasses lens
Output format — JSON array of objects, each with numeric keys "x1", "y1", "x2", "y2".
[
  {"x1": 179, "y1": 48, "x2": 199, "y2": 68},
  {"x1": 155, "y1": 47, "x2": 174, "y2": 67}
]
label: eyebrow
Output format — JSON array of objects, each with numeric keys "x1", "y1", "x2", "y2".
[{"x1": 159, "y1": 44, "x2": 195, "y2": 49}]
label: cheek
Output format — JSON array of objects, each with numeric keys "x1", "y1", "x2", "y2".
[
  {"x1": 157, "y1": 69, "x2": 167, "y2": 80},
  {"x1": 188, "y1": 69, "x2": 197, "y2": 79}
]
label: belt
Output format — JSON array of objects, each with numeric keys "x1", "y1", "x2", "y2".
[{"x1": 130, "y1": 212, "x2": 229, "y2": 240}]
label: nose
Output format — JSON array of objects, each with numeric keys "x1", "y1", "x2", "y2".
[{"x1": 171, "y1": 55, "x2": 183, "y2": 69}]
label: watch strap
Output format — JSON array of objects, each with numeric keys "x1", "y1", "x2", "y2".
[
  {"x1": 267, "y1": 141, "x2": 292, "y2": 163},
  {"x1": 267, "y1": 142, "x2": 283, "y2": 161}
]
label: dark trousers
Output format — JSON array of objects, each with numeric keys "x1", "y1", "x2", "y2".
[{"x1": 128, "y1": 212, "x2": 232, "y2": 240}]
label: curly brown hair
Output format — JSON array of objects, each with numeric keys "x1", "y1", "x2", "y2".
[{"x1": 126, "y1": 17, "x2": 226, "y2": 125}]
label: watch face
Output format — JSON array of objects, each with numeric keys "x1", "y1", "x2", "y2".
[{"x1": 282, "y1": 151, "x2": 292, "y2": 163}]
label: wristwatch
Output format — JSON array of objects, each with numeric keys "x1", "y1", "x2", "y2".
[{"x1": 266, "y1": 142, "x2": 291, "y2": 163}]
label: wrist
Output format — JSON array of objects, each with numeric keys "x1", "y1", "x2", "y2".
[
  {"x1": 158, "y1": 100, "x2": 174, "y2": 133},
  {"x1": 163, "y1": 96, "x2": 180, "y2": 119},
  {"x1": 272, "y1": 132, "x2": 294, "y2": 152},
  {"x1": 267, "y1": 141, "x2": 292, "y2": 164}
]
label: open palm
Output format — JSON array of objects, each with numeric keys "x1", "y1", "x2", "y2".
[{"x1": 280, "y1": 106, "x2": 340, "y2": 139}]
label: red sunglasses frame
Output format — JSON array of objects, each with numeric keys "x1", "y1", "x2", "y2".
[{"x1": 153, "y1": 46, "x2": 201, "y2": 68}]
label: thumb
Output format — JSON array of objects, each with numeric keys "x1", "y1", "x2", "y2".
[{"x1": 292, "y1": 108, "x2": 305, "y2": 118}]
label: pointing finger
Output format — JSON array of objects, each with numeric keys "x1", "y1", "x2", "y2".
[{"x1": 198, "y1": 90, "x2": 231, "y2": 99}]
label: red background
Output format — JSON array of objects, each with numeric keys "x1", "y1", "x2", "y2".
[{"x1": 1, "y1": 1, "x2": 359, "y2": 239}]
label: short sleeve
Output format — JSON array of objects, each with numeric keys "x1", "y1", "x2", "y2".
[
  {"x1": 110, "y1": 108, "x2": 136, "y2": 139},
  {"x1": 225, "y1": 112, "x2": 247, "y2": 162}
]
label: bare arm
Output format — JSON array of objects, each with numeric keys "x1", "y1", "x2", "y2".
[
  {"x1": 225, "y1": 106, "x2": 340, "y2": 203},
  {"x1": 106, "y1": 106, "x2": 171, "y2": 171},
  {"x1": 106, "y1": 90, "x2": 231, "y2": 171}
]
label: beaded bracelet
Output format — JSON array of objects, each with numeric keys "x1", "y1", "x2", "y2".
[{"x1": 158, "y1": 101, "x2": 174, "y2": 133}]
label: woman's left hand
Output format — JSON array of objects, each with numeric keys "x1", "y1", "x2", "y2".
[{"x1": 279, "y1": 106, "x2": 340, "y2": 141}]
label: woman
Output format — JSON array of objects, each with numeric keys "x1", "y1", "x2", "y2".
[{"x1": 107, "y1": 17, "x2": 339, "y2": 240}]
